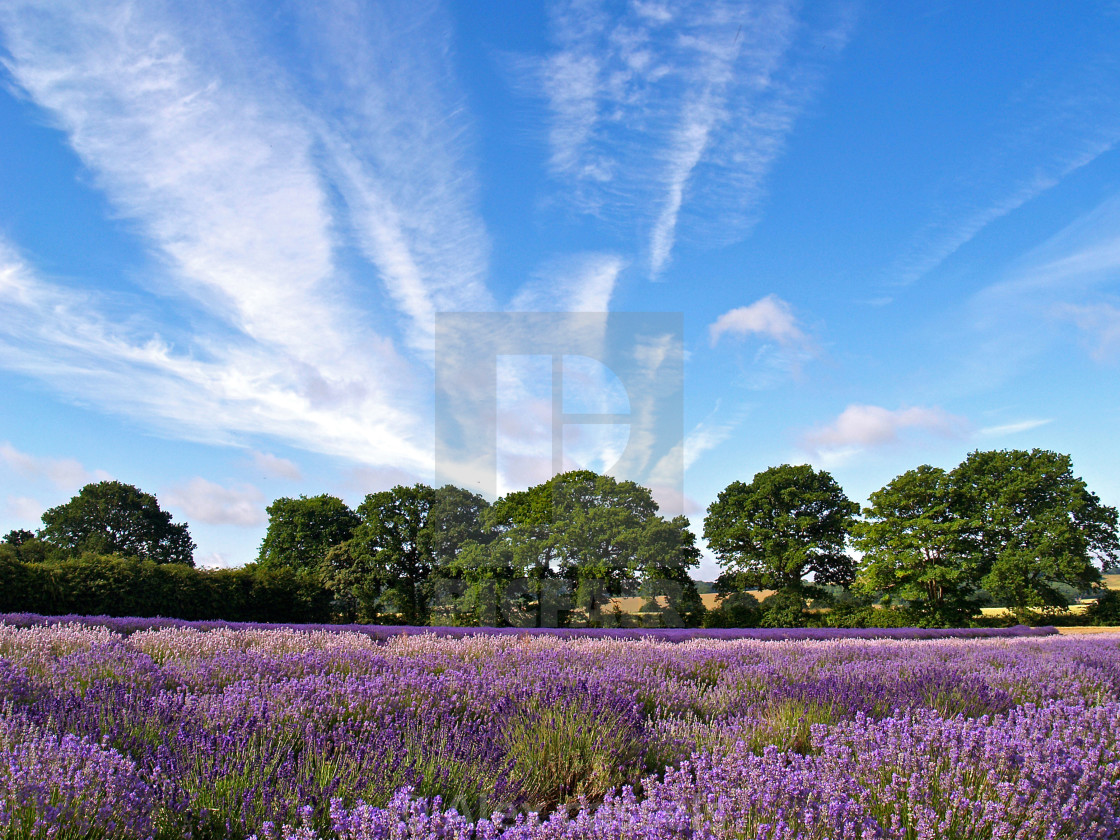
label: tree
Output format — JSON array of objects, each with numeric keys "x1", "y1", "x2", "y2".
[
  {"x1": 332, "y1": 484, "x2": 490, "y2": 625},
  {"x1": 634, "y1": 514, "x2": 705, "y2": 627},
  {"x1": 951, "y1": 449, "x2": 1119, "y2": 615},
  {"x1": 853, "y1": 465, "x2": 980, "y2": 623},
  {"x1": 40, "y1": 481, "x2": 195, "y2": 565},
  {"x1": 3, "y1": 529, "x2": 34, "y2": 547},
  {"x1": 701, "y1": 591, "x2": 761, "y2": 628},
  {"x1": 258, "y1": 495, "x2": 359, "y2": 571},
  {"x1": 758, "y1": 590, "x2": 809, "y2": 628},
  {"x1": 704, "y1": 465, "x2": 858, "y2": 596},
  {"x1": 0, "y1": 529, "x2": 61, "y2": 565},
  {"x1": 478, "y1": 471, "x2": 701, "y2": 627}
]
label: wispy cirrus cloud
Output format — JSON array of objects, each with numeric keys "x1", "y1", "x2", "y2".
[
  {"x1": 289, "y1": 0, "x2": 493, "y2": 350},
  {"x1": 533, "y1": 0, "x2": 853, "y2": 275},
  {"x1": 949, "y1": 193, "x2": 1120, "y2": 390},
  {"x1": 978, "y1": 418, "x2": 1053, "y2": 437},
  {"x1": 0, "y1": 235, "x2": 431, "y2": 471},
  {"x1": 0, "y1": 0, "x2": 495, "y2": 471},
  {"x1": 511, "y1": 253, "x2": 624, "y2": 312},
  {"x1": 889, "y1": 52, "x2": 1120, "y2": 287}
]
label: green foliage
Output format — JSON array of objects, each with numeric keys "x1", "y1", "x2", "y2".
[
  {"x1": 0, "y1": 553, "x2": 330, "y2": 622},
  {"x1": 466, "y1": 471, "x2": 701, "y2": 627},
  {"x1": 2, "y1": 529, "x2": 34, "y2": 547},
  {"x1": 701, "y1": 591, "x2": 761, "y2": 628},
  {"x1": 0, "y1": 551, "x2": 53, "y2": 613},
  {"x1": 40, "y1": 481, "x2": 195, "y2": 565},
  {"x1": 853, "y1": 465, "x2": 980, "y2": 624},
  {"x1": 326, "y1": 485, "x2": 490, "y2": 625},
  {"x1": 759, "y1": 589, "x2": 808, "y2": 628},
  {"x1": 850, "y1": 450, "x2": 1119, "y2": 625},
  {"x1": 447, "y1": 539, "x2": 520, "y2": 626},
  {"x1": 1086, "y1": 589, "x2": 1120, "y2": 626},
  {"x1": 953, "y1": 449, "x2": 1118, "y2": 615},
  {"x1": 821, "y1": 602, "x2": 920, "y2": 629},
  {"x1": 258, "y1": 495, "x2": 359, "y2": 571},
  {"x1": 704, "y1": 465, "x2": 858, "y2": 595},
  {"x1": 0, "y1": 535, "x2": 64, "y2": 565}
]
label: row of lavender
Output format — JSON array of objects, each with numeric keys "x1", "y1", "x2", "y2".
[
  {"x1": 0, "y1": 612, "x2": 1058, "y2": 641},
  {"x1": 1, "y1": 621, "x2": 1119, "y2": 839}
]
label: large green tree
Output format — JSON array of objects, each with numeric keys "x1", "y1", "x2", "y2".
[
  {"x1": 330, "y1": 484, "x2": 490, "y2": 625},
  {"x1": 257, "y1": 494, "x2": 359, "y2": 571},
  {"x1": 477, "y1": 471, "x2": 701, "y2": 627},
  {"x1": 40, "y1": 481, "x2": 195, "y2": 565},
  {"x1": 852, "y1": 465, "x2": 979, "y2": 622},
  {"x1": 951, "y1": 449, "x2": 1119, "y2": 614},
  {"x1": 704, "y1": 464, "x2": 858, "y2": 595}
]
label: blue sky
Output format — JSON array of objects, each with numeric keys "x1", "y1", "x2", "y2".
[{"x1": 2, "y1": 0, "x2": 1119, "y2": 576}]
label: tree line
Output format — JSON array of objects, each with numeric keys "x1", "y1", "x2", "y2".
[
  {"x1": 2, "y1": 449, "x2": 1117, "y2": 627},
  {"x1": 705, "y1": 450, "x2": 1119, "y2": 626},
  {"x1": 259, "y1": 470, "x2": 703, "y2": 627}
]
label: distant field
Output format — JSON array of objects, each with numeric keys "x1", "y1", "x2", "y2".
[
  {"x1": 605, "y1": 591, "x2": 773, "y2": 614},
  {"x1": 1058, "y1": 625, "x2": 1120, "y2": 635},
  {"x1": 981, "y1": 603, "x2": 1091, "y2": 618}
]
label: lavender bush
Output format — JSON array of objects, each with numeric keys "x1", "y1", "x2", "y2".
[
  {"x1": 0, "y1": 612, "x2": 1057, "y2": 642},
  {"x1": 0, "y1": 617, "x2": 1117, "y2": 840}
]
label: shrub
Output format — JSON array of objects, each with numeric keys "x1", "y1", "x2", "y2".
[
  {"x1": 702, "y1": 592, "x2": 761, "y2": 628},
  {"x1": 1087, "y1": 589, "x2": 1120, "y2": 626},
  {"x1": 759, "y1": 590, "x2": 808, "y2": 628}
]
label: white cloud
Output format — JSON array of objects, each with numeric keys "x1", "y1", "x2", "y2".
[
  {"x1": 1059, "y1": 303, "x2": 1120, "y2": 361},
  {"x1": 0, "y1": 242, "x2": 431, "y2": 470},
  {"x1": 0, "y1": 441, "x2": 109, "y2": 491},
  {"x1": 3, "y1": 496, "x2": 44, "y2": 525},
  {"x1": 0, "y1": 0, "x2": 492, "y2": 471},
  {"x1": 248, "y1": 451, "x2": 303, "y2": 482},
  {"x1": 196, "y1": 552, "x2": 238, "y2": 569},
  {"x1": 512, "y1": 253, "x2": 624, "y2": 313},
  {"x1": 889, "y1": 53, "x2": 1120, "y2": 286},
  {"x1": 163, "y1": 478, "x2": 267, "y2": 527},
  {"x1": 978, "y1": 418, "x2": 1054, "y2": 437},
  {"x1": 534, "y1": 0, "x2": 852, "y2": 275},
  {"x1": 708, "y1": 294, "x2": 808, "y2": 347},
  {"x1": 803, "y1": 404, "x2": 969, "y2": 454}
]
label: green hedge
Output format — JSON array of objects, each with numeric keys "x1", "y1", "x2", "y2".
[{"x1": 0, "y1": 553, "x2": 330, "y2": 623}]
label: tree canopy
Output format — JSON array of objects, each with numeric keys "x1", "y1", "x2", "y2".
[
  {"x1": 952, "y1": 449, "x2": 1119, "y2": 613},
  {"x1": 40, "y1": 481, "x2": 195, "y2": 565},
  {"x1": 257, "y1": 494, "x2": 359, "y2": 571},
  {"x1": 852, "y1": 465, "x2": 979, "y2": 622},
  {"x1": 704, "y1": 464, "x2": 857, "y2": 594},
  {"x1": 472, "y1": 470, "x2": 700, "y2": 625},
  {"x1": 325, "y1": 484, "x2": 490, "y2": 625}
]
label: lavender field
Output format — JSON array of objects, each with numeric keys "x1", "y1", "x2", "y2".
[{"x1": 2, "y1": 621, "x2": 1120, "y2": 839}]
